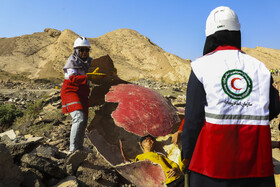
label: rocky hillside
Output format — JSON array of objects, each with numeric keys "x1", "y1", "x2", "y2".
[
  {"x1": 0, "y1": 28, "x2": 191, "y2": 83},
  {"x1": 1, "y1": 28, "x2": 279, "y2": 84},
  {"x1": 242, "y1": 47, "x2": 280, "y2": 70}
]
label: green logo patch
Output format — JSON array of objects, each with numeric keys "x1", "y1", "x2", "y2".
[{"x1": 221, "y1": 69, "x2": 253, "y2": 100}]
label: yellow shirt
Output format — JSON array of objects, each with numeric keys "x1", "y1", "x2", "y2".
[{"x1": 135, "y1": 152, "x2": 181, "y2": 184}]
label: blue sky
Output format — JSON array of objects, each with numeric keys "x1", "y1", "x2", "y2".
[{"x1": 1, "y1": 0, "x2": 279, "y2": 61}]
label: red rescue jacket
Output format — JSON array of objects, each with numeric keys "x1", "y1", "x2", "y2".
[{"x1": 61, "y1": 75, "x2": 90, "y2": 116}]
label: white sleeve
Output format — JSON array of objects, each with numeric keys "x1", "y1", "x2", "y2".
[{"x1": 64, "y1": 68, "x2": 78, "y2": 79}]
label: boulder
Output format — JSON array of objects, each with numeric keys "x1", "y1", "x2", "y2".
[
  {"x1": 51, "y1": 176, "x2": 78, "y2": 187},
  {"x1": 87, "y1": 84, "x2": 180, "y2": 166},
  {"x1": 5, "y1": 136, "x2": 43, "y2": 160},
  {"x1": 87, "y1": 83, "x2": 181, "y2": 186},
  {"x1": 21, "y1": 152, "x2": 66, "y2": 179},
  {"x1": 20, "y1": 167, "x2": 44, "y2": 187},
  {"x1": 0, "y1": 143, "x2": 23, "y2": 186},
  {"x1": 116, "y1": 160, "x2": 166, "y2": 187},
  {"x1": 44, "y1": 28, "x2": 61, "y2": 37},
  {"x1": 76, "y1": 152, "x2": 125, "y2": 186}
]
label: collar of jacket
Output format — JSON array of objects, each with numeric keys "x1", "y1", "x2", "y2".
[
  {"x1": 213, "y1": 45, "x2": 241, "y2": 52},
  {"x1": 204, "y1": 45, "x2": 245, "y2": 56}
]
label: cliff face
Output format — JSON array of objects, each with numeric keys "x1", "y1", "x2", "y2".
[{"x1": 0, "y1": 28, "x2": 191, "y2": 83}]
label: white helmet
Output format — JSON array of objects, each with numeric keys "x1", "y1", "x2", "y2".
[
  {"x1": 205, "y1": 6, "x2": 240, "y2": 37},
  {"x1": 73, "y1": 36, "x2": 91, "y2": 49}
]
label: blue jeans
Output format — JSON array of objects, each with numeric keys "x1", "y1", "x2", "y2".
[{"x1": 69, "y1": 110, "x2": 87, "y2": 153}]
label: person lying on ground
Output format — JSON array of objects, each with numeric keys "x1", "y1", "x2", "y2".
[{"x1": 135, "y1": 134, "x2": 184, "y2": 187}]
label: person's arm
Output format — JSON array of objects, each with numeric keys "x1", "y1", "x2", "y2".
[
  {"x1": 181, "y1": 70, "x2": 206, "y2": 161},
  {"x1": 119, "y1": 140, "x2": 133, "y2": 163},
  {"x1": 69, "y1": 74, "x2": 88, "y2": 85},
  {"x1": 66, "y1": 68, "x2": 88, "y2": 85},
  {"x1": 269, "y1": 76, "x2": 280, "y2": 121},
  {"x1": 172, "y1": 118, "x2": 184, "y2": 144},
  {"x1": 164, "y1": 156, "x2": 181, "y2": 178},
  {"x1": 269, "y1": 77, "x2": 280, "y2": 149}
]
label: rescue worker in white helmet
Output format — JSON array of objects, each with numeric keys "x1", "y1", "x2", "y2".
[
  {"x1": 61, "y1": 36, "x2": 105, "y2": 154},
  {"x1": 181, "y1": 6, "x2": 280, "y2": 187}
]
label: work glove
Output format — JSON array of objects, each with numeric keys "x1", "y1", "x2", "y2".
[{"x1": 86, "y1": 67, "x2": 106, "y2": 81}]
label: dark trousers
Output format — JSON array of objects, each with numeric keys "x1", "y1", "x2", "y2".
[
  {"x1": 189, "y1": 171, "x2": 275, "y2": 187},
  {"x1": 167, "y1": 175, "x2": 185, "y2": 187}
]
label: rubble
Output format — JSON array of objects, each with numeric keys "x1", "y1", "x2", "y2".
[
  {"x1": 0, "y1": 143, "x2": 23, "y2": 186},
  {"x1": 0, "y1": 82, "x2": 148, "y2": 186},
  {"x1": 1, "y1": 77, "x2": 280, "y2": 186}
]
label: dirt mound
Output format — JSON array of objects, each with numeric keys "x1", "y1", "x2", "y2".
[
  {"x1": 0, "y1": 28, "x2": 191, "y2": 83},
  {"x1": 242, "y1": 47, "x2": 280, "y2": 70}
]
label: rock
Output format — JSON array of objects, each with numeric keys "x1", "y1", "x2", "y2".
[
  {"x1": 64, "y1": 149, "x2": 90, "y2": 175},
  {"x1": 0, "y1": 134, "x2": 13, "y2": 144},
  {"x1": 0, "y1": 129, "x2": 17, "y2": 140},
  {"x1": 75, "y1": 152, "x2": 123, "y2": 186},
  {"x1": 20, "y1": 167, "x2": 44, "y2": 187},
  {"x1": 48, "y1": 139, "x2": 64, "y2": 146},
  {"x1": 32, "y1": 144, "x2": 59, "y2": 158},
  {"x1": 45, "y1": 123, "x2": 71, "y2": 152},
  {"x1": 44, "y1": 28, "x2": 61, "y2": 37},
  {"x1": 92, "y1": 170, "x2": 102, "y2": 181},
  {"x1": 0, "y1": 143, "x2": 23, "y2": 186},
  {"x1": 51, "y1": 176, "x2": 78, "y2": 187},
  {"x1": 87, "y1": 83, "x2": 180, "y2": 167},
  {"x1": 116, "y1": 160, "x2": 166, "y2": 187},
  {"x1": 5, "y1": 136, "x2": 43, "y2": 161},
  {"x1": 21, "y1": 153, "x2": 66, "y2": 179},
  {"x1": 44, "y1": 93, "x2": 61, "y2": 105}
]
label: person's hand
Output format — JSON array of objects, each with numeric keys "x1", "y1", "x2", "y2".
[
  {"x1": 181, "y1": 159, "x2": 190, "y2": 173},
  {"x1": 167, "y1": 168, "x2": 178, "y2": 178},
  {"x1": 172, "y1": 130, "x2": 182, "y2": 144},
  {"x1": 86, "y1": 67, "x2": 106, "y2": 81}
]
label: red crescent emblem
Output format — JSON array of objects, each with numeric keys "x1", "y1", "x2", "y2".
[{"x1": 231, "y1": 78, "x2": 242, "y2": 90}]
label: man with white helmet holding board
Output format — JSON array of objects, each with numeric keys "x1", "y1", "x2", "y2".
[
  {"x1": 181, "y1": 6, "x2": 280, "y2": 187},
  {"x1": 61, "y1": 36, "x2": 105, "y2": 155}
]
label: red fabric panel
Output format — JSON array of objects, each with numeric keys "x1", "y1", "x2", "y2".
[
  {"x1": 189, "y1": 122, "x2": 274, "y2": 179},
  {"x1": 178, "y1": 118, "x2": 185, "y2": 131},
  {"x1": 69, "y1": 75, "x2": 88, "y2": 85},
  {"x1": 61, "y1": 78, "x2": 90, "y2": 115},
  {"x1": 213, "y1": 45, "x2": 240, "y2": 52}
]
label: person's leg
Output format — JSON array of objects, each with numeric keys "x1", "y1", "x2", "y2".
[
  {"x1": 166, "y1": 175, "x2": 185, "y2": 187},
  {"x1": 230, "y1": 175, "x2": 275, "y2": 187},
  {"x1": 189, "y1": 171, "x2": 229, "y2": 187},
  {"x1": 190, "y1": 171, "x2": 275, "y2": 187},
  {"x1": 69, "y1": 110, "x2": 87, "y2": 153}
]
